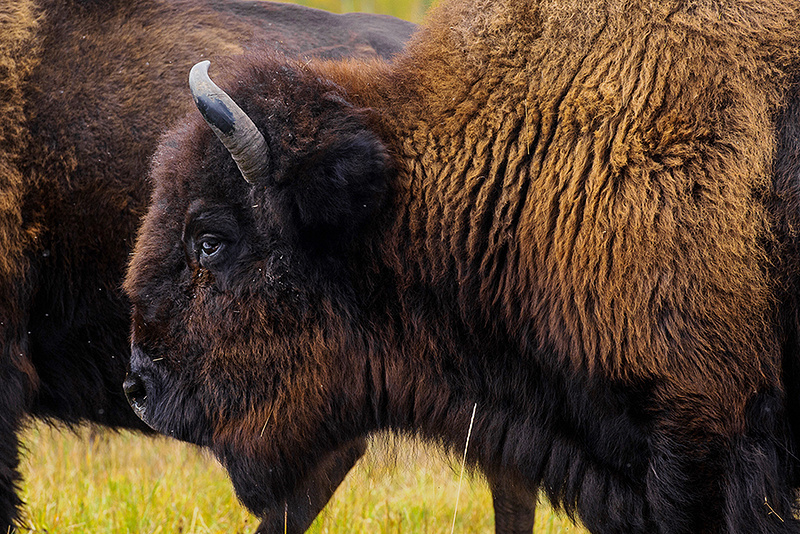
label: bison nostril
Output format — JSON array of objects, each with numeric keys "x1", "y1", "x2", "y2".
[{"x1": 123, "y1": 373, "x2": 148, "y2": 420}]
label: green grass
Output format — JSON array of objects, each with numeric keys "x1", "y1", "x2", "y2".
[
  {"x1": 18, "y1": 423, "x2": 588, "y2": 533},
  {"x1": 285, "y1": 0, "x2": 431, "y2": 23}
]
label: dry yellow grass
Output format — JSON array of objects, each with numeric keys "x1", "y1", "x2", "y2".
[{"x1": 17, "y1": 423, "x2": 588, "y2": 533}]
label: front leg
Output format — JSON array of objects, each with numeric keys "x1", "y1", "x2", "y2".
[
  {"x1": 254, "y1": 438, "x2": 367, "y2": 533},
  {"x1": 488, "y1": 473, "x2": 537, "y2": 534},
  {"x1": 0, "y1": 414, "x2": 24, "y2": 534}
]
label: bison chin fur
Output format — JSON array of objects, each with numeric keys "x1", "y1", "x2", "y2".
[{"x1": 212, "y1": 437, "x2": 365, "y2": 532}]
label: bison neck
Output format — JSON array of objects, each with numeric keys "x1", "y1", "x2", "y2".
[{"x1": 350, "y1": 288, "x2": 651, "y2": 497}]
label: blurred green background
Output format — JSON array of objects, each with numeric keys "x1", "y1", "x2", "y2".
[{"x1": 289, "y1": 0, "x2": 430, "y2": 23}]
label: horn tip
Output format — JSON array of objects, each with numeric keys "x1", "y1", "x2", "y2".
[
  {"x1": 189, "y1": 60, "x2": 212, "y2": 90},
  {"x1": 192, "y1": 59, "x2": 211, "y2": 72}
]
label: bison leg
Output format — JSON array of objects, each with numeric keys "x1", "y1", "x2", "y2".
[
  {"x1": 253, "y1": 438, "x2": 367, "y2": 534},
  {"x1": 0, "y1": 328, "x2": 38, "y2": 532},
  {"x1": 251, "y1": 440, "x2": 538, "y2": 534},
  {"x1": 488, "y1": 474, "x2": 536, "y2": 534},
  {"x1": 717, "y1": 389, "x2": 800, "y2": 534},
  {"x1": 0, "y1": 431, "x2": 23, "y2": 534},
  {"x1": 0, "y1": 417, "x2": 24, "y2": 533},
  {"x1": 646, "y1": 387, "x2": 800, "y2": 534}
]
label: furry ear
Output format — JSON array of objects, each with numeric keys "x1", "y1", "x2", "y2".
[{"x1": 269, "y1": 125, "x2": 390, "y2": 241}]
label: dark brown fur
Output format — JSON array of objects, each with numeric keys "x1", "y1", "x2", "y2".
[
  {"x1": 0, "y1": 0, "x2": 416, "y2": 531},
  {"x1": 125, "y1": 0, "x2": 800, "y2": 532}
]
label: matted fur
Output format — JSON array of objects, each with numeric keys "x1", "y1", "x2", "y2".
[{"x1": 126, "y1": 0, "x2": 800, "y2": 533}]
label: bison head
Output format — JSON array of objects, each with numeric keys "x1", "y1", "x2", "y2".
[{"x1": 123, "y1": 55, "x2": 391, "y2": 514}]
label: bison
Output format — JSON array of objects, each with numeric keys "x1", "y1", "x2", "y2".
[
  {"x1": 124, "y1": 0, "x2": 800, "y2": 532},
  {"x1": 0, "y1": 0, "x2": 418, "y2": 531}
]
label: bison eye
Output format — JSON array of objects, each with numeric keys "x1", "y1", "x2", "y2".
[
  {"x1": 183, "y1": 207, "x2": 242, "y2": 273},
  {"x1": 200, "y1": 237, "x2": 221, "y2": 257},
  {"x1": 196, "y1": 235, "x2": 226, "y2": 268}
]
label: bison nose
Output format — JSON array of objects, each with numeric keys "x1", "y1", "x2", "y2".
[{"x1": 123, "y1": 373, "x2": 148, "y2": 421}]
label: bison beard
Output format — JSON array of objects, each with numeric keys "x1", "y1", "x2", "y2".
[
  {"x1": 125, "y1": 0, "x2": 800, "y2": 533},
  {"x1": 0, "y1": 0, "x2": 421, "y2": 532}
]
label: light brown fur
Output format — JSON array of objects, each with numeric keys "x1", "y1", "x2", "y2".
[{"x1": 368, "y1": 0, "x2": 800, "y2": 384}]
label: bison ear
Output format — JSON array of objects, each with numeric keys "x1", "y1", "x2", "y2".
[{"x1": 274, "y1": 126, "x2": 390, "y2": 239}]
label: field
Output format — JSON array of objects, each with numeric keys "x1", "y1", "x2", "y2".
[{"x1": 18, "y1": 424, "x2": 588, "y2": 533}]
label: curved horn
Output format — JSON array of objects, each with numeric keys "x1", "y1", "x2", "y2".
[{"x1": 189, "y1": 60, "x2": 269, "y2": 185}]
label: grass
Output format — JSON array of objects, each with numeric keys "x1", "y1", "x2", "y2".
[
  {"x1": 287, "y1": 0, "x2": 431, "y2": 23},
  {"x1": 18, "y1": 423, "x2": 588, "y2": 533}
]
